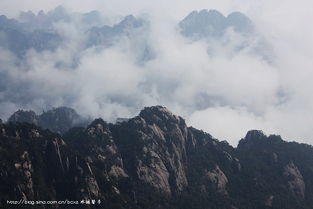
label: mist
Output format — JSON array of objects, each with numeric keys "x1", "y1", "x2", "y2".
[{"x1": 1, "y1": 0, "x2": 313, "y2": 146}]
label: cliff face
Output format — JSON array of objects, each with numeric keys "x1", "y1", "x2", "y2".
[
  {"x1": 1, "y1": 106, "x2": 313, "y2": 209},
  {"x1": 0, "y1": 123, "x2": 101, "y2": 209}
]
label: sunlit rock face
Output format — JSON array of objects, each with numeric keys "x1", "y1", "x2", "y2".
[{"x1": 283, "y1": 162, "x2": 305, "y2": 199}]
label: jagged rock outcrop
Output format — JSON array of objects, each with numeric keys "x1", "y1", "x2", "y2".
[
  {"x1": 65, "y1": 118, "x2": 128, "y2": 181},
  {"x1": 0, "y1": 123, "x2": 103, "y2": 209},
  {"x1": 2, "y1": 106, "x2": 313, "y2": 209},
  {"x1": 13, "y1": 151, "x2": 35, "y2": 200},
  {"x1": 206, "y1": 165, "x2": 228, "y2": 195},
  {"x1": 133, "y1": 106, "x2": 189, "y2": 193},
  {"x1": 283, "y1": 162, "x2": 305, "y2": 199}
]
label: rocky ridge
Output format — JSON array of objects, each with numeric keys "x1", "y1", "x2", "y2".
[{"x1": 1, "y1": 106, "x2": 313, "y2": 209}]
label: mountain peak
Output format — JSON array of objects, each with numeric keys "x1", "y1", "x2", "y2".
[
  {"x1": 51, "y1": 5, "x2": 67, "y2": 14},
  {"x1": 200, "y1": 9, "x2": 224, "y2": 16},
  {"x1": 179, "y1": 9, "x2": 254, "y2": 39},
  {"x1": 8, "y1": 110, "x2": 39, "y2": 125},
  {"x1": 118, "y1": 14, "x2": 144, "y2": 29},
  {"x1": 245, "y1": 130, "x2": 266, "y2": 140},
  {"x1": 140, "y1": 105, "x2": 171, "y2": 115},
  {"x1": 139, "y1": 105, "x2": 175, "y2": 119},
  {"x1": 7, "y1": 106, "x2": 87, "y2": 134},
  {"x1": 123, "y1": 14, "x2": 136, "y2": 22},
  {"x1": 237, "y1": 130, "x2": 268, "y2": 149},
  {"x1": 138, "y1": 106, "x2": 186, "y2": 129},
  {"x1": 89, "y1": 118, "x2": 108, "y2": 128},
  {"x1": 0, "y1": 15, "x2": 20, "y2": 30},
  {"x1": 43, "y1": 106, "x2": 77, "y2": 115},
  {"x1": 226, "y1": 11, "x2": 254, "y2": 33},
  {"x1": 40, "y1": 107, "x2": 84, "y2": 133}
]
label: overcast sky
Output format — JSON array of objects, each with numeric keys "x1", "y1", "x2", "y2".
[{"x1": 1, "y1": 0, "x2": 313, "y2": 146}]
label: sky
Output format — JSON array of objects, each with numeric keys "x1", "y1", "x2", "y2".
[{"x1": 0, "y1": 0, "x2": 313, "y2": 146}]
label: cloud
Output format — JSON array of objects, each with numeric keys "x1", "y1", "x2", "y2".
[
  {"x1": 188, "y1": 106, "x2": 268, "y2": 142},
  {"x1": 1, "y1": 1, "x2": 313, "y2": 146}
]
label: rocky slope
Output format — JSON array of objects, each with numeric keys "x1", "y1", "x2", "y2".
[{"x1": 1, "y1": 106, "x2": 313, "y2": 209}]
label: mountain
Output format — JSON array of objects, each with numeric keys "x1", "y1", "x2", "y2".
[
  {"x1": 86, "y1": 15, "x2": 146, "y2": 47},
  {"x1": 8, "y1": 107, "x2": 88, "y2": 134},
  {"x1": 0, "y1": 15, "x2": 62, "y2": 57},
  {"x1": 0, "y1": 7, "x2": 149, "y2": 59},
  {"x1": 179, "y1": 9, "x2": 254, "y2": 40},
  {"x1": 18, "y1": 6, "x2": 70, "y2": 31},
  {"x1": 1, "y1": 106, "x2": 313, "y2": 209},
  {"x1": 86, "y1": 14, "x2": 153, "y2": 62},
  {"x1": 81, "y1": 10, "x2": 102, "y2": 26},
  {"x1": 0, "y1": 7, "x2": 73, "y2": 57},
  {"x1": 178, "y1": 9, "x2": 272, "y2": 61}
]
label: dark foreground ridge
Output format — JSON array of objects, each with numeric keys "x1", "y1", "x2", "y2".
[{"x1": 1, "y1": 106, "x2": 313, "y2": 209}]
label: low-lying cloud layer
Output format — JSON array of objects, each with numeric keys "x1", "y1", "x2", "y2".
[{"x1": 1, "y1": 0, "x2": 313, "y2": 146}]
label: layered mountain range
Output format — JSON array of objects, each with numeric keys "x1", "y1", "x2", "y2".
[
  {"x1": 178, "y1": 9, "x2": 270, "y2": 61},
  {"x1": 0, "y1": 6, "x2": 148, "y2": 57},
  {"x1": 179, "y1": 9, "x2": 254, "y2": 39},
  {"x1": 0, "y1": 7, "x2": 265, "y2": 59},
  {"x1": 1, "y1": 106, "x2": 313, "y2": 209},
  {"x1": 0, "y1": 6, "x2": 303, "y2": 209},
  {"x1": 0, "y1": 7, "x2": 272, "y2": 125}
]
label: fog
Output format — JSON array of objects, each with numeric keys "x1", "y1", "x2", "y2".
[{"x1": 0, "y1": 0, "x2": 313, "y2": 146}]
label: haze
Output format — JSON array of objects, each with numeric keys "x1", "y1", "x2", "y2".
[{"x1": 0, "y1": 0, "x2": 313, "y2": 146}]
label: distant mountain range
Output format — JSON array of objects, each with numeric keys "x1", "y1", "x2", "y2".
[
  {"x1": 179, "y1": 9, "x2": 254, "y2": 39},
  {"x1": 8, "y1": 106, "x2": 88, "y2": 134},
  {"x1": 0, "y1": 8, "x2": 286, "y2": 208},
  {"x1": 1, "y1": 106, "x2": 313, "y2": 209},
  {"x1": 178, "y1": 9, "x2": 271, "y2": 61},
  {"x1": 0, "y1": 14, "x2": 62, "y2": 57},
  {"x1": 86, "y1": 15, "x2": 146, "y2": 47},
  {"x1": 0, "y1": 7, "x2": 270, "y2": 61},
  {"x1": 0, "y1": 6, "x2": 146, "y2": 57}
]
